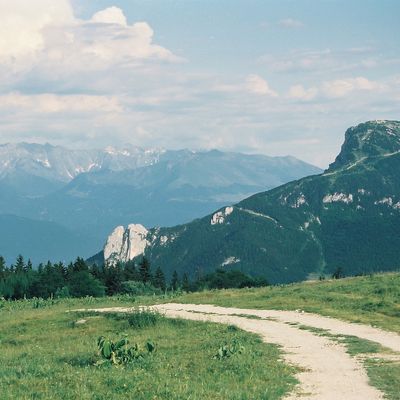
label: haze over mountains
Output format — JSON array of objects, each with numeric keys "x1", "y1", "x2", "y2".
[
  {"x1": 0, "y1": 143, "x2": 321, "y2": 263},
  {"x1": 98, "y1": 120, "x2": 400, "y2": 283}
]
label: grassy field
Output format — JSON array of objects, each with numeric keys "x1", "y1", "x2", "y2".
[
  {"x1": 177, "y1": 272, "x2": 400, "y2": 333},
  {"x1": 0, "y1": 298, "x2": 297, "y2": 400}
]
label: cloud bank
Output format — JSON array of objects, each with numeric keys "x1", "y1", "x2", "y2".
[{"x1": 0, "y1": 1, "x2": 398, "y2": 168}]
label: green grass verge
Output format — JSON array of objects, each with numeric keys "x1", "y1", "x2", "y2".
[
  {"x1": 0, "y1": 301, "x2": 298, "y2": 400},
  {"x1": 176, "y1": 272, "x2": 400, "y2": 333}
]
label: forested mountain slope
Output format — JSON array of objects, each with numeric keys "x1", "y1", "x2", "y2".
[{"x1": 99, "y1": 121, "x2": 400, "y2": 283}]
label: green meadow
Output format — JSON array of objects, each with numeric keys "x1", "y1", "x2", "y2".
[
  {"x1": 1, "y1": 272, "x2": 400, "y2": 399},
  {"x1": 0, "y1": 299, "x2": 297, "y2": 400}
]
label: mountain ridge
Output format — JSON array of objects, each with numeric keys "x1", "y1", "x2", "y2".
[
  {"x1": 0, "y1": 144, "x2": 321, "y2": 263},
  {"x1": 98, "y1": 120, "x2": 400, "y2": 283}
]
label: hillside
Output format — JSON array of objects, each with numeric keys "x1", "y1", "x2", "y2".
[
  {"x1": 99, "y1": 120, "x2": 400, "y2": 283},
  {"x1": 0, "y1": 144, "x2": 320, "y2": 262}
]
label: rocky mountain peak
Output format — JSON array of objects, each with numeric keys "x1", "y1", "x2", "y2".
[
  {"x1": 327, "y1": 120, "x2": 400, "y2": 172},
  {"x1": 103, "y1": 224, "x2": 149, "y2": 266}
]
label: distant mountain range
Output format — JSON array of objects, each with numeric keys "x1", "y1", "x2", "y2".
[
  {"x1": 0, "y1": 143, "x2": 321, "y2": 263},
  {"x1": 97, "y1": 120, "x2": 400, "y2": 283}
]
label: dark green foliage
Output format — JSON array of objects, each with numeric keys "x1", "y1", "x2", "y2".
[
  {"x1": 213, "y1": 338, "x2": 245, "y2": 360},
  {"x1": 196, "y1": 269, "x2": 268, "y2": 290},
  {"x1": 67, "y1": 270, "x2": 105, "y2": 298},
  {"x1": 170, "y1": 270, "x2": 179, "y2": 290},
  {"x1": 182, "y1": 273, "x2": 190, "y2": 292},
  {"x1": 0, "y1": 256, "x2": 6, "y2": 279},
  {"x1": 120, "y1": 281, "x2": 161, "y2": 296},
  {"x1": 124, "y1": 260, "x2": 139, "y2": 281},
  {"x1": 0, "y1": 254, "x2": 167, "y2": 299},
  {"x1": 0, "y1": 256, "x2": 104, "y2": 299},
  {"x1": 103, "y1": 262, "x2": 125, "y2": 295},
  {"x1": 153, "y1": 267, "x2": 166, "y2": 291},
  {"x1": 332, "y1": 267, "x2": 345, "y2": 279},
  {"x1": 14, "y1": 255, "x2": 25, "y2": 273},
  {"x1": 138, "y1": 257, "x2": 152, "y2": 283},
  {"x1": 96, "y1": 335, "x2": 156, "y2": 366}
]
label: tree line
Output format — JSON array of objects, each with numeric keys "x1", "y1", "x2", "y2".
[{"x1": 0, "y1": 255, "x2": 268, "y2": 300}]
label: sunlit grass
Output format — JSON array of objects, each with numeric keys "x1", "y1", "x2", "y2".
[
  {"x1": 0, "y1": 300, "x2": 298, "y2": 400},
  {"x1": 177, "y1": 272, "x2": 400, "y2": 333}
]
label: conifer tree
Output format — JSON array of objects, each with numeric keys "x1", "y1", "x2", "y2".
[
  {"x1": 171, "y1": 270, "x2": 179, "y2": 291},
  {"x1": 124, "y1": 260, "x2": 138, "y2": 281},
  {"x1": 182, "y1": 273, "x2": 190, "y2": 292},
  {"x1": 154, "y1": 267, "x2": 166, "y2": 291},
  {"x1": 25, "y1": 259, "x2": 33, "y2": 272},
  {"x1": 14, "y1": 255, "x2": 25, "y2": 274},
  {"x1": 139, "y1": 257, "x2": 152, "y2": 283},
  {"x1": 73, "y1": 257, "x2": 88, "y2": 272},
  {"x1": 104, "y1": 262, "x2": 124, "y2": 295},
  {"x1": 0, "y1": 256, "x2": 6, "y2": 279}
]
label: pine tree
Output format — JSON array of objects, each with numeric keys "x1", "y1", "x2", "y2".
[
  {"x1": 0, "y1": 256, "x2": 6, "y2": 279},
  {"x1": 124, "y1": 260, "x2": 138, "y2": 281},
  {"x1": 171, "y1": 270, "x2": 179, "y2": 291},
  {"x1": 14, "y1": 255, "x2": 25, "y2": 274},
  {"x1": 25, "y1": 259, "x2": 33, "y2": 272},
  {"x1": 139, "y1": 257, "x2": 152, "y2": 283},
  {"x1": 153, "y1": 267, "x2": 166, "y2": 291},
  {"x1": 104, "y1": 262, "x2": 124, "y2": 295},
  {"x1": 73, "y1": 257, "x2": 88, "y2": 272},
  {"x1": 182, "y1": 273, "x2": 190, "y2": 292}
]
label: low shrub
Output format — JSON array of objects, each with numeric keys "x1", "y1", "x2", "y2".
[
  {"x1": 120, "y1": 281, "x2": 162, "y2": 296},
  {"x1": 96, "y1": 336, "x2": 156, "y2": 366},
  {"x1": 213, "y1": 338, "x2": 245, "y2": 360}
]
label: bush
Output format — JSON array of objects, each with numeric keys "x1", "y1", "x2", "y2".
[
  {"x1": 96, "y1": 336, "x2": 156, "y2": 366},
  {"x1": 120, "y1": 281, "x2": 162, "y2": 296},
  {"x1": 67, "y1": 271, "x2": 105, "y2": 298},
  {"x1": 196, "y1": 269, "x2": 268, "y2": 290},
  {"x1": 55, "y1": 286, "x2": 70, "y2": 299}
]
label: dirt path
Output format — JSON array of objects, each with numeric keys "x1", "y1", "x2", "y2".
[
  {"x1": 76, "y1": 303, "x2": 400, "y2": 399},
  {"x1": 157, "y1": 303, "x2": 400, "y2": 353}
]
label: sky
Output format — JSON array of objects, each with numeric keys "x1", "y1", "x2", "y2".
[{"x1": 0, "y1": 0, "x2": 399, "y2": 167}]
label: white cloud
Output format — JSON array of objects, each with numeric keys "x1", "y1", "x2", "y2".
[
  {"x1": 322, "y1": 77, "x2": 384, "y2": 98},
  {"x1": 288, "y1": 85, "x2": 318, "y2": 100},
  {"x1": 0, "y1": 3, "x2": 398, "y2": 169},
  {"x1": 259, "y1": 48, "x2": 392, "y2": 76},
  {"x1": 278, "y1": 18, "x2": 304, "y2": 28},
  {"x1": 245, "y1": 74, "x2": 278, "y2": 96},
  {"x1": 0, "y1": 92, "x2": 122, "y2": 113},
  {"x1": 0, "y1": 1, "x2": 180, "y2": 76},
  {"x1": 0, "y1": 0, "x2": 74, "y2": 68},
  {"x1": 91, "y1": 6, "x2": 128, "y2": 26}
]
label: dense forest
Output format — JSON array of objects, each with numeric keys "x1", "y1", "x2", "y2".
[{"x1": 0, "y1": 255, "x2": 268, "y2": 300}]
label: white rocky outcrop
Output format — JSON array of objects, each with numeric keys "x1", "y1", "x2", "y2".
[
  {"x1": 104, "y1": 224, "x2": 149, "y2": 265},
  {"x1": 211, "y1": 206, "x2": 234, "y2": 225},
  {"x1": 221, "y1": 256, "x2": 240, "y2": 266},
  {"x1": 323, "y1": 192, "x2": 353, "y2": 204},
  {"x1": 374, "y1": 197, "x2": 400, "y2": 210},
  {"x1": 291, "y1": 193, "x2": 307, "y2": 208},
  {"x1": 375, "y1": 197, "x2": 393, "y2": 206}
]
